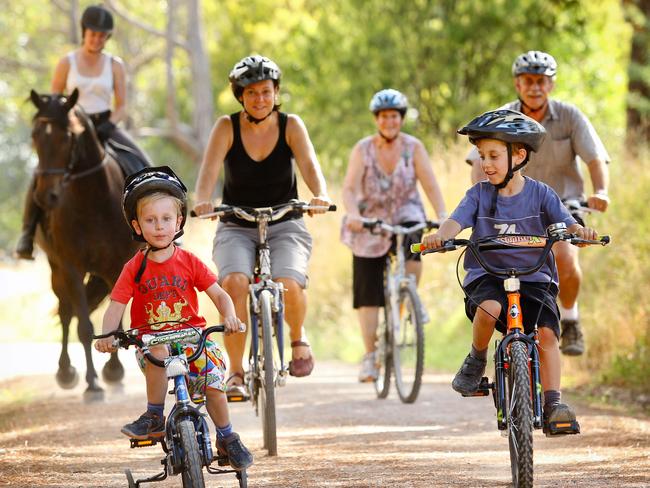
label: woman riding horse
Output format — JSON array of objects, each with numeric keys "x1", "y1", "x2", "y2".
[{"x1": 16, "y1": 4, "x2": 150, "y2": 260}]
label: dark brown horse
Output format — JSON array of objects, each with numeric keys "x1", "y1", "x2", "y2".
[{"x1": 29, "y1": 88, "x2": 140, "y2": 398}]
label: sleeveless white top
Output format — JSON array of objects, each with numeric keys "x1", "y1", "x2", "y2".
[{"x1": 66, "y1": 52, "x2": 113, "y2": 114}]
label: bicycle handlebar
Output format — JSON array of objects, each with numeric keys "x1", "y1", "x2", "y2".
[
  {"x1": 93, "y1": 325, "x2": 225, "y2": 368},
  {"x1": 190, "y1": 200, "x2": 337, "y2": 221},
  {"x1": 411, "y1": 231, "x2": 610, "y2": 278},
  {"x1": 360, "y1": 218, "x2": 440, "y2": 235}
]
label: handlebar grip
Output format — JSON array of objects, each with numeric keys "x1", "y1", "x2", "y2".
[
  {"x1": 328, "y1": 204, "x2": 337, "y2": 211},
  {"x1": 190, "y1": 210, "x2": 197, "y2": 218},
  {"x1": 600, "y1": 235, "x2": 610, "y2": 245},
  {"x1": 410, "y1": 243, "x2": 425, "y2": 253}
]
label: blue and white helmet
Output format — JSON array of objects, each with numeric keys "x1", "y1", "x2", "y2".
[{"x1": 369, "y1": 89, "x2": 408, "y2": 116}]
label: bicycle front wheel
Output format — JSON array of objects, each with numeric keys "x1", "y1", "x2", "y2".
[
  {"x1": 506, "y1": 340, "x2": 534, "y2": 488},
  {"x1": 178, "y1": 418, "x2": 205, "y2": 488},
  {"x1": 392, "y1": 284, "x2": 425, "y2": 403},
  {"x1": 259, "y1": 290, "x2": 277, "y2": 456},
  {"x1": 374, "y1": 303, "x2": 391, "y2": 399}
]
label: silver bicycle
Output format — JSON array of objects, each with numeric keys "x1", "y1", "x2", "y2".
[
  {"x1": 195, "y1": 200, "x2": 335, "y2": 456},
  {"x1": 361, "y1": 218, "x2": 439, "y2": 403}
]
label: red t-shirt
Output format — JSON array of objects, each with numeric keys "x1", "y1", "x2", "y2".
[{"x1": 111, "y1": 246, "x2": 218, "y2": 334}]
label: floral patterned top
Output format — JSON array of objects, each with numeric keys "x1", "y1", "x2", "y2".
[{"x1": 341, "y1": 133, "x2": 426, "y2": 257}]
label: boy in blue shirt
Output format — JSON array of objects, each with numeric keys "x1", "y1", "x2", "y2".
[{"x1": 422, "y1": 109, "x2": 599, "y2": 432}]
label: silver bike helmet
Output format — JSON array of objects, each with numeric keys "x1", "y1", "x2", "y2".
[{"x1": 512, "y1": 50, "x2": 557, "y2": 78}]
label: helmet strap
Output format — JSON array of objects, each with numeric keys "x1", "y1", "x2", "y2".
[
  {"x1": 489, "y1": 144, "x2": 513, "y2": 216},
  {"x1": 378, "y1": 130, "x2": 399, "y2": 143},
  {"x1": 133, "y1": 229, "x2": 184, "y2": 284},
  {"x1": 244, "y1": 109, "x2": 274, "y2": 125},
  {"x1": 518, "y1": 97, "x2": 548, "y2": 117}
]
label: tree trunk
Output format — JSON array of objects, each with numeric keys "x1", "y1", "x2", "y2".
[
  {"x1": 625, "y1": 0, "x2": 650, "y2": 146},
  {"x1": 186, "y1": 0, "x2": 214, "y2": 155}
]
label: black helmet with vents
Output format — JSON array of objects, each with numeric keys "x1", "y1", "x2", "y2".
[{"x1": 122, "y1": 166, "x2": 187, "y2": 242}]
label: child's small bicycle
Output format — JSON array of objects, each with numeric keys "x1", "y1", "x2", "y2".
[
  {"x1": 413, "y1": 223, "x2": 609, "y2": 488},
  {"x1": 94, "y1": 325, "x2": 247, "y2": 488},
  {"x1": 361, "y1": 218, "x2": 439, "y2": 403}
]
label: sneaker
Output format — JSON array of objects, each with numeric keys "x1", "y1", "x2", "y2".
[
  {"x1": 560, "y1": 319, "x2": 584, "y2": 356},
  {"x1": 120, "y1": 412, "x2": 165, "y2": 440},
  {"x1": 217, "y1": 432, "x2": 253, "y2": 471},
  {"x1": 543, "y1": 403, "x2": 580, "y2": 436},
  {"x1": 452, "y1": 354, "x2": 487, "y2": 395},
  {"x1": 358, "y1": 351, "x2": 378, "y2": 383}
]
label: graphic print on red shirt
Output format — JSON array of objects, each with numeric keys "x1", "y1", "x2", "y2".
[{"x1": 111, "y1": 247, "x2": 218, "y2": 334}]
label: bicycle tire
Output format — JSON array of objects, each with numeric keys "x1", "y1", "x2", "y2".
[
  {"x1": 374, "y1": 302, "x2": 392, "y2": 399},
  {"x1": 178, "y1": 418, "x2": 206, "y2": 488},
  {"x1": 259, "y1": 290, "x2": 277, "y2": 456},
  {"x1": 506, "y1": 340, "x2": 534, "y2": 488},
  {"x1": 393, "y1": 283, "x2": 425, "y2": 403}
]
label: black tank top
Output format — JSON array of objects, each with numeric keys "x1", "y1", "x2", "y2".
[{"x1": 222, "y1": 111, "x2": 299, "y2": 227}]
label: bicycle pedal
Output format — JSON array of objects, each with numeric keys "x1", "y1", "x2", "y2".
[
  {"x1": 227, "y1": 393, "x2": 250, "y2": 403},
  {"x1": 214, "y1": 454, "x2": 230, "y2": 467},
  {"x1": 461, "y1": 377, "x2": 492, "y2": 397},
  {"x1": 129, "y1": 437, "x2": 160, "y2": 448},
  {"x1": 544, "y1": 420, "x2": 581, "y2": 437}
]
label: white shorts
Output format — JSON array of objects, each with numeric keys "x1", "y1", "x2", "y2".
[{"x1": 212, "y1": 218, "x2": 312, "y2": 288}]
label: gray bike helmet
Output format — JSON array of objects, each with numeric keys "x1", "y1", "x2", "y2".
[
  {"x1": 512, "y1": 50, "x2": 557, "y2": 78},
  {"x1": 81, "y1": 5, "x2": 114, "y2": 34},
  {"x1": 369, "y1": 89, "x2": 408, "y2": 116},
  {"x1": 122, "y1": 165, "x2": 188, "y2": 242}
]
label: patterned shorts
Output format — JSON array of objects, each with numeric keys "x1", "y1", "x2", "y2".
[{"x1": 135, "y1": 339, "x2": 227, "y2": 400}]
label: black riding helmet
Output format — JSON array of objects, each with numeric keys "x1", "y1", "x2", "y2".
[
  {"x1": 122, "y1": 165, "x2": 188, "y2": 243},
  {"x1": 459, "y1": 109, "x2": 546, "y2": 214},
  {"x1": 81, "y1": 5, "x2": 114, "y2": 34}
]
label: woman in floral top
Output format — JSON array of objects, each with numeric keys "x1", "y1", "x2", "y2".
[{"x1": 341, "y1": 89, "x2": 447, "y2": 382}]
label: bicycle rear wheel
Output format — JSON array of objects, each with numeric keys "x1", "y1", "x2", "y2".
[
  {"x1": 392, "y1": 283, "x2": 425, "y2": 403},
  {"x1": 506, "y1": 340, "x2": 534, "y2": 488},
  {"x1": 259, "y1": 290, "x2": 277, "y2": 456},
  {"x1": 178, "y1": 418, "x2": 206, "y2": 488},
  {"x1": 374, "y1": 303, "x2": 392, "y2": 399}
]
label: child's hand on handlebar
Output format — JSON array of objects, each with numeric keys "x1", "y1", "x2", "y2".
[
  {"x1": 421, "y1": 232, "x2": 446, "y2": 251},
  {"x1": 223, "y1": 315, "x2": 246, "y2": 335},
  {"x1": 572, "y1": 225, "x2": 598, "y2": 245},
  {"x1": 95, "y1": 336, "x2": 117, "y2": 353}
]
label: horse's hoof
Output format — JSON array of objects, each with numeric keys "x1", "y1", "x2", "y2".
[
  {"x1": 102, "y1": 361, "x2": 125, "y2": 383},
  {"x1": 56, "y1": 367, "x2": 79, "y2": 390},
  {"x1": 83, "y1": 386, "x2": 105, "y2": 403}
]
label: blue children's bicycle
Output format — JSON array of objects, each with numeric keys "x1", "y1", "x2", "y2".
[{"x1": 94, "y1": 325, "x2": 247, "y2": 488}]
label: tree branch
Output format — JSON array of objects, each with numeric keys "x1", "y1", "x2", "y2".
[{"x1": 104, "y1": 0, "x2": 189, "y2": 51}]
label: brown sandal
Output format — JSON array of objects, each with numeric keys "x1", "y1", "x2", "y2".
[{"x1": 289, "y1": 340, "x2": 314, "y2": 377}]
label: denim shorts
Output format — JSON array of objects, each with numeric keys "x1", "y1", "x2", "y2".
[
  {"x1": 464, "y1": 274, "x2": 561, "y2": 338},
  {"x1": 213, "y1": 218, "x2": 313, "y2": 288}
]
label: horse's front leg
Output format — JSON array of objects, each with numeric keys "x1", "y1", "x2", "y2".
[
  {"x1": 50, "y1": 263, "x2": 79, "y2": 389},
  {"x1": 62, "y1": 267, "x2": 103, "y2": 399},
  {"x1": 85, "y1": 275, "x2": 124, "y2": 383}
]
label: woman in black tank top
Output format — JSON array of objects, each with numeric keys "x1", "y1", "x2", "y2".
[{"x1": 193, "y1": 56, "x2": 332, "y2": 394}]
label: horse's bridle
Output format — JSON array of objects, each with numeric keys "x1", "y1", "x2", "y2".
[{"x1": 33, "y1": 115, "x2": 109, "y2": 183}]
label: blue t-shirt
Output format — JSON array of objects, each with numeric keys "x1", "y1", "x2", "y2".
[{"x1": 450, "y1": 177, "x2": 576, "y2": 285}]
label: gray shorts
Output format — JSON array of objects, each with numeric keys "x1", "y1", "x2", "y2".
[{"x1": 213, "y1": 218, "x2": 313, "y2": 288}]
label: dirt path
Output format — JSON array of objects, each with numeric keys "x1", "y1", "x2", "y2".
[{"x1": 0, "y1": 349, "x2": 648, "y2": 488}]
